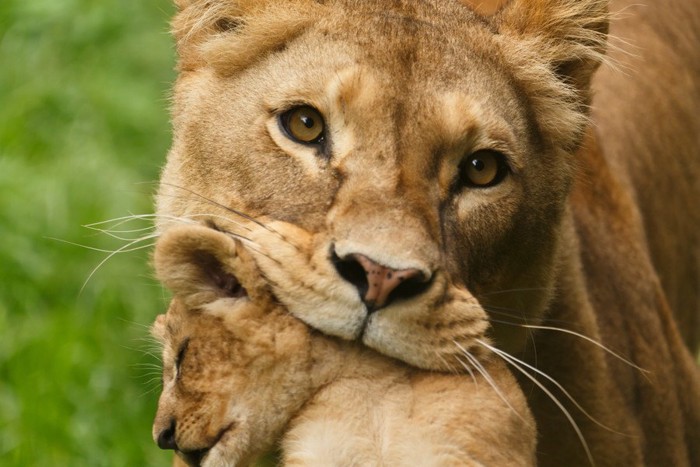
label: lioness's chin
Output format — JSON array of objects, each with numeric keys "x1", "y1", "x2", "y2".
[
  {"x1": 281, "y1": 273, "x2": 491, "y2": 371},
  {"x1": 362, "y1": 286, "x2": 491, "y2": 371}
]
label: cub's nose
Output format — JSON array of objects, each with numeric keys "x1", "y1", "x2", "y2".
[
  {"x1": 334, "y1": 252, "x2": 430, "y2": 311},
  {"x1": 156, "y1": 420, "x2": 178, "y2": 451}
]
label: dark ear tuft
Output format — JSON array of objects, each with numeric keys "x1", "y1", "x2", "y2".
[
  {"x1": 490, "y1": 0, "x2": 609, "y2": 151},
  {"x1": 214, "y1": 17, "x2": 243, "y2": 33},
  {"x1": 171, "y1": 1, "x2": 324, "y2": 72},
  {"x1": 496, "y1": 0, "x2": 609, "y2": 97}
]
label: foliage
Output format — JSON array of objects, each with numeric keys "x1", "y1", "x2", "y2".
[{"x1": 0, "y1": 0, "x2": 176, "y2": 464}]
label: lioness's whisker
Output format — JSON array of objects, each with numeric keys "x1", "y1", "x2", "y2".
[
  {"x1": 80, "y1": 236, "x2": 159, "y2": 292},
  {"x1": 480, "y1": 309, "x2": 648, "y2": 376},
  {"x1": 159, "y1": 183, "x2": 310, "y2": 250},
  {"x1": 435, "y1": 351, "x2": 460, "y2": 374},
  {"x1": 219, "y1": 231, "x2": 277, "y2": 262},
  {"x1": 84, "y1": 213, "x2": 161, "y2": 227},
  {"x1": 521, "y1": 324, "x2": 649, "y2": 375},
  {"x1": 452, "y1": 354, "x2": 477, "y2": 385},
  {"x1": 88, "y1": 225, "x2": 156, "y2": 241},
  {"x1": 155, "y1": 186, "x2": 309, "y2": 253},
  {"x1": 455, "y1": 343, "x2": 528, "y2": 423},
  {"x1": 479, "y1": 286, "x2": 554, "y2": 297},
  {"x1": 159, "y1": 182, "x2": 273, "y2": 230},
  {"x1": 478, "y1": 340, "x2": 595, "y2": 467},
  {"x1": 483, "y1": 304, "x2": 576, "y2": 328},
  {"x1": 48, "y1": 236, "x2": 156, "y2": 254},
  {"x1": 485, "y1": 339, "x2": 629, "y2": 436}
]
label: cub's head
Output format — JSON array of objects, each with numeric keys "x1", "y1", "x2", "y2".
[
  {"x1": 151, "y1": 224, "x2": 320, "y2": 466},
  {"x1": 157, "y1": 0, "x2": 608, "y2": 369}
]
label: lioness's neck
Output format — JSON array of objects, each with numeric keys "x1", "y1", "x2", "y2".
[{"x1": 520, "y1": 129, "x2": 700, "y2": 466}]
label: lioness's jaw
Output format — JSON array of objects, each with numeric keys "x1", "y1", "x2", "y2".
[{"x1": 157, "y1": 0, "x2": 610, "y2": 369}]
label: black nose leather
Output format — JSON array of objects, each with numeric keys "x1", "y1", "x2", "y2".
[
  {"x1": 333, "y1": 251, "x2": 430, "y2": 311},
  {"x1": 157, "y1": 420, "x2": 178, "y2": 450}
]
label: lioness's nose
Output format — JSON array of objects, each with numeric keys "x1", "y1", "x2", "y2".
[
  {"x1": 156, "y1": 419, "x2": 178, "y2": 451},
  {"x1": 334, "y1": 252, "x2": 429, "y2": 311}
]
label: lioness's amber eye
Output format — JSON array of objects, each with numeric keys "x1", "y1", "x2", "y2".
[
  {"x1": 280, "y1": 106, "x2": 325, "y2": 145},
  {"x1": 459, "y1": 150, "x2": 509, "y2": 188}
]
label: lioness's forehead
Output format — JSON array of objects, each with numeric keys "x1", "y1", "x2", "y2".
[
  {"x1": 273, "y1": 17, "x2": 526, "y2": 156},
  {"x1": 319, "y1": 4, "x2": 499, "y2": 80},
  {"x1": 249, "y1": 7, "x2": 521, "y2": 125}
]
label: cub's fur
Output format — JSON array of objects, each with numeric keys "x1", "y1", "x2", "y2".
[
  {"x1": 152, "y1": 224, "x2": 535, "y2": 466},
  {"x1": 154, "y1": 0, "x2": 700, "y2": 464}
]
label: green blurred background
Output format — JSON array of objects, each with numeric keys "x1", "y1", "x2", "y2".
[{"x1": 1, "y1": 0, "x2": 177, "y2": 464}]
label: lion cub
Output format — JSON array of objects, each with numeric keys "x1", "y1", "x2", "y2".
[{"x1": 151, "y1": 225, "x2": 535, "y2": 466}]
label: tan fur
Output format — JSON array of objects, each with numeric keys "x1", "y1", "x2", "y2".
[
  {"x1": 155, "y1": 0, "x2": 700, "y2": 464},
  {"x1": 152, "y1": 225, "x2": 535, "y2": 466}
]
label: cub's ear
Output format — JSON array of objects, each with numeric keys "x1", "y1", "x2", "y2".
[
  {"x1": 171, "y1": 0, "x2": 325, "y2": 73},
  {"x1": 495, "y1": 0, "x2": 608, "y2": 99},
  {"x1": 154, "y1": 225, "x2": 248, "y2": 307}
]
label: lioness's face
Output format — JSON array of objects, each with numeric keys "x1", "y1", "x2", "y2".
[{"x1": 158, "y1": 1, "x2": 585, "y2": 369}]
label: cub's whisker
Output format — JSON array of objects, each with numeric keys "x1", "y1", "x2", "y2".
[
  {"x1": 122, "y1": 344, "x2": 163, "y2": 363},
  {"x1": 139, "y1": 382, "x2": 165, "y2": 399}
]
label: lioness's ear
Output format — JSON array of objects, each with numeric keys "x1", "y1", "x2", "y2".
[
  {"x1": 495, "y1": 0, "x2": 608, "y2": 99},
  {"x1": 154, "y1": 225, "x2": 247, "y2": 306},
  {"x1": 171, "y1": 0, "x2": 325, "y2": 73}
]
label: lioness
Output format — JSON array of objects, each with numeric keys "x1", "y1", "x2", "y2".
[
  {"x1": 152, "y1": 224, "x2": 535, "y2": 466},
  {"x1": 154, "y1": 0, "x2": 700, "y2": 465}
]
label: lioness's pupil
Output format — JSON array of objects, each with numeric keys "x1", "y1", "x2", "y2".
[
  {"x1": 285, "y1": 106, "x2": 324, "y2": 144},
  {"x1": 301, "y1": 116, "x2": 314, "y2": 129},
  {"x1": 463, "y1": 151, "x2": 502, "y2": 187},
  {"x1": 471, "y1": 159, "x2": 486, "y2": 172}
]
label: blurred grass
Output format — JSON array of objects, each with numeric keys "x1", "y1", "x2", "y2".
[{"x1": 1, "y1": 0, "x2": 176, "y2": 465}]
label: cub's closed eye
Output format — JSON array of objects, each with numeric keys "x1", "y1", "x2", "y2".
[
  {"x1": 175, "y1": 337, "x2": 190, "y2": 374},
  {"x1": 459, "y1": 150, "x2": 510, "y2": 188},
  {"x1": 280, "y1": 106, "x2": 326, "y2": 145}
]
